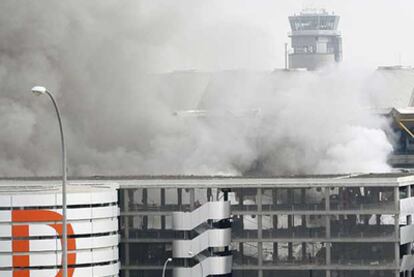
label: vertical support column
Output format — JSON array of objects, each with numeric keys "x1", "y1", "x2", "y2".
[
  {"x1": 223, "y1": 188, "x2": 229, "y2": 201},
  {"x1": 178, "y1": 188, "x2": 182, "y2": 210},
  {"x1": 408, "y1": 188, "x2": 412, "y2": 277},
  {"x1": 394, "y1": 186, "x2": 400, "y2": 277},
  {"x1": 301, "y1": 188, "x2": 307, "y2": 261},
  {"x1": 185, "y1": 188, "x2": 195, "y2": 268},
  {"x1": 407, "y1": 215, "x2": 413, "y2": 256},
  {"x1": 207, "y1": 188, "x2": 212, "y2": 202},
  {"x1": 287, "y1": 189, "x2": 293, "y2": 262},
  {"x1": 325, "y1": 187, "x2": 331, "y2": 277},
  {"x1": 161, "y1": 189, "x2": 166, "y2": 229},
  {"x1": 143, "y1": 189, "x2": 148, "y2": 230},
  {"x1": 406, "y1": 185, "x2": 413, "y2": 257},
  {"x1": 273, "y1": 188, "x2": 278, "y2": 264},
  {"x1": 240, "y1": 242, "x2": 244, "y2": 265},
  {"x1": 239, "y1": 188, "x2": 244, "y2": 208},
  {"x1": 239, "y1": 188, "x2": 245, "y2": 233},
  {"x1": 190, "y1": 188, "x2": 195, "y2": 210},
  {"x1": 376, "y1": 214, "x2": 381, "y2": 226},
  {"x1": 257, "y1": 188, "x2": 263, "y2": 277},
  {"x1": 123, "y1": 189, "x2": 130, "y2": 277},
  {"x1": 222, "y1": 189, "x2": 230, "y2": 254}
]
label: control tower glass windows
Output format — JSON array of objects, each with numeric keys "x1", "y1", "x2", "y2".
[{"x1": 289, "y1": 15, "x2": 338, "y2": 31}]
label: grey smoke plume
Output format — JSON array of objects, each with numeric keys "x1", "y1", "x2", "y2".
[{"x1": 0, "y1": 1, "x2": 407, "y2": 177}]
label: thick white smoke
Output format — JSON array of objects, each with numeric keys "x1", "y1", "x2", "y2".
[{"x1": 0, "y1": 1, "x2": 409, "y2": 177}]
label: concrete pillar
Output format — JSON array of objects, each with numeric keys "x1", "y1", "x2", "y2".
[
  {"x1": 239, "y1": 188, "x2": 244, "y2": 208},
  {"x1": 143, "y1": 189, "x2": 148, "y2": 229},
  {"x1": 325, "y1": 187, "x2": 331, "y2": 277},
  {"x1": 189, "y1": 188, "x2": 195, "y2": 210},
  {"x1": 395, "y1": 186, "x2": 400, "y2": 277},
  {"x1": 177, "y1": 188, "x2": 182, "y2": 210},
  {"x1": 273, "y1": 242, "x2": 278, "y2": 263},
  {"x1": 222, "y1": 189, "x2": 230, "y2": 253},
  {"x1": 258, "y1": 188, "x2": 263, "y2": 277},
  {"x1": 407, "y1": 213, "x2": 413, "y2": 256},
  {"x1": 183, "y1": 188, "x2": 195, "y2": 268},
  {"x1": 207, "y1": 188, "x2": 212, "y2": 201},
  {"x1": 222, "y1": 188, "x2": 230, "y2": 201},
  {"x1": 240, "y1": 242, "x2": 244, "y2": 264},
  {"x1": 161, "y1": 189, "x2": 166, "y2": 229},
  {"x1": 123, "y1": 189, "x2": 130, "y2": 277},
  {"x1": 273, "y1": 189, "x2": 279, "y2": 264}
]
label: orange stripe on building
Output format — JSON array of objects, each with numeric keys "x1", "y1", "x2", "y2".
[
  {"x1": 12, "y1": 254, "x2": 29, "y2": 268},
  {"x1": 12, "y1": 224, "x2": 30, "y2": 275},
  {"x1": 12, "y1": 269, "x2": 30, "y2": 277},
  {"x1": 12, "y1": 210, "x2": 62, "y2": 222}
]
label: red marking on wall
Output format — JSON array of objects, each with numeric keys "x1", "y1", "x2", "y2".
[{"x1": 12, "y1": 210, "x2": 76, "y2": 277}]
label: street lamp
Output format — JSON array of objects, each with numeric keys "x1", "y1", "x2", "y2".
[
  {"x1": 31, "y1": 86, "x2": 68, "y2": 277},
  {"x1": 162, "y1": 257, "x2": 172, "y2": 277}
]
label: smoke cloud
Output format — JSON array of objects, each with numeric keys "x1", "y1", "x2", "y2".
[{"x1": 0, "y1": 1, "x2": 410, "y2": 177}]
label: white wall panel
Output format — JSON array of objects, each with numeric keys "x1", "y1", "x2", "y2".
[
  {"x1": 12, "y1": 193, "x2": 57, "y2": 207},
  {"x1": 0, "y1": 253, "x2": 12, "y2": 267},
  {"x1": 30, "y1": 268, "x2": 59, "y2": 277},
  {"x1": 91, "y1": 247, "x2": 119, "y2": 263},
  {"x1": 0, "y1": 271, "x2": 12, "y2": 277},
  {"x1": 401, "y1": 254, "x2": 414, "y2": 271},
  {"x1": 0, "y1": 223, "x2": 11, "y2": 237},
  {"x1": 91, "y1": 191, "x2": 117, "y2": 204},
  {"x1": 92, "y1": 206, "x2": 119, "y2": 218},
  {"x1": 29, "y1": 251, "x2": 59, "y2": 266},
  {"x1": 92, "y1": 218, "x2": 118, "y2": 234},
  {"x1": 0, "y1": 195, "x2": 11, "y2": 207},
  {"x1": 0, "y1": 240, "x2": 11, "y2": 252},
  {"x1": 401, "y1": 198, "x2": 414, "y2": 215},
  {"x1": 0, "y1": 210, "x2": 11, "y2": 222},
  {"x1": 89, "y1": 262, "x2": 120, "y2": 277},
  {"x1": 401, "y1": 224, "x2": 414, "y2": 244},
  {"x1": 76, "y1": 234, "x2": 119, "y2": 250},
  {"x1": 29, "y1": 238, "x2": 59, "y2": 252},
  {"x1": 67, "y1": 207, "x2": 92, "y2": 220},
  {"x1": 29, "y1": 223, "x2": 59, "y2": 237},
  {"x1": 60, "y1": 192, "x2": 91, "y2": 206}
]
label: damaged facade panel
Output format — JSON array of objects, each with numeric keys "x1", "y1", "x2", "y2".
[{"x1": 114, "y1": 174, "x2": 414, "y2": 277}]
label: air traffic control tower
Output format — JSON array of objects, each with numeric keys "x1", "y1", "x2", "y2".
[{"x1": 288, "y1": 9, "x2": 342, "y2": 70}]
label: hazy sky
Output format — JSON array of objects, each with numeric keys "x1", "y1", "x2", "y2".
[{"x1": 144, "y1": 0, "x2": 414, "y2": 71}]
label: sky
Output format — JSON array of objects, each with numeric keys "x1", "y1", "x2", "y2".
[{"x1": 135, "y1": 0, "x2": 414, "y2": 71}]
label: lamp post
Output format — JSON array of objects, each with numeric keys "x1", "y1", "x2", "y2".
[
  {"x1": 162, "y1": 257, "x2": 172, "y2": 277},
  {"x1": 31, "y1": 86, "x2": 68, "y2": 277}
]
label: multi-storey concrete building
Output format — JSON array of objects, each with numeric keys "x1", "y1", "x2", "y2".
[
  {"x1": 288, "y1": 9, "x2": 342, "y2": 70},
  {"x1": 0, "y1": 182, "x2": 120, "y2": 277},
  {"x1": 2, "y1": 173, "x2": 414, "y2": 277}
]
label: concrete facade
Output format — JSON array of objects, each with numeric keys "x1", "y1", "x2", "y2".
[
  {"x1": 113, "y1": 174, "x2": 414, "y2": 277},
  {"x1": 1, "y1": 174, "x2": 414, "y2": 277}
]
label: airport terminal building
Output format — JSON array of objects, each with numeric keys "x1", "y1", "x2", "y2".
[{"x1": 2, "y1": 174, "x2": 414, "y2": 277}]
